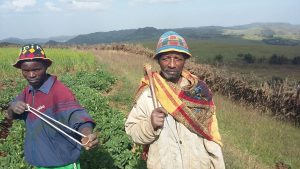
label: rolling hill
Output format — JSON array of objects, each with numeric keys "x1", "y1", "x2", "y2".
[{"x1": 1, "y1": 23, "x2": 300, "y2": 46}]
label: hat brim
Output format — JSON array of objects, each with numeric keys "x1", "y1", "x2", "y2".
[
  {"x1": 153, "y1": 48, "x2": 192, "y2": 59},
  {"x1": 13, "y1": 58, "x2": 52, "y2": 69}
]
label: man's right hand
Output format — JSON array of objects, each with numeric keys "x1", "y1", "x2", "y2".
[
  {"x1": 151, "y1": 107, "x2": 167, "y2": 131},
  {"x1": 9, "y1": 101, "x2": 27, "y2": 114}
]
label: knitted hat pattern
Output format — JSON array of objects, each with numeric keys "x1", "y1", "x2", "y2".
[{"x1": 154, "y1": 31, "x2": 191, "y2": 59}]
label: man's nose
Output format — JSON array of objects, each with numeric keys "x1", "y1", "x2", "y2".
[
  {"x1": 169, "y1": 58, "x2": 176, "y2": 68},
  {"x1": 29, "y1": 71, "x2": 35, "y2": 77}
]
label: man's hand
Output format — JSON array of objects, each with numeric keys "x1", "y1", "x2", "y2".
[
  {"x1": 80, "y1": 127, "x2": 99, "y2": 150},
  {"x1": 151, "y1": 107, "x2": 167, "y2": 131},
  {"x1": 81, "y1": 133, "x2": 99, "y2": 150},
  {"x1": 9, "y1": 101, "x2": 27, "y2": 114}
]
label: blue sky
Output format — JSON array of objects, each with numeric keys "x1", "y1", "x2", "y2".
[{"x1": 0, "y1": 0, "x2": 299, "y2": 39}]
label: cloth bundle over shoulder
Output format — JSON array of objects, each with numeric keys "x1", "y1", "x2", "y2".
[{"x1": 136, "y1": 66, "x2": 222, "y2": 146}]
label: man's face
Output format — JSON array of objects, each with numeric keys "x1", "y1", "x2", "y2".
[
  {"x1": 158, "y1": 52, "x2": 186, "y2": 82},
  {"x1": 20, "y1": 61, "x2": 48, "y2": 89}
]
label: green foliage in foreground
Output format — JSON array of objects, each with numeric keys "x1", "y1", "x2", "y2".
[{"x1": 61, "y1": 71, "x2": 144, "y2": 169}]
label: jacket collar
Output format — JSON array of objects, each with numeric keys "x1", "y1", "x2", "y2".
[{"x1": 29, "y1": 75, "x2": 55, "y2": 94}]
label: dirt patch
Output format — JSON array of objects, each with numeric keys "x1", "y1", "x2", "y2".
[
  {"x1": 0, "y1": 118, "x2": 13, "y2": 140},
  {"x1": 0, "y1": 118, "x2": 13, "y2": 157},
  {"x1": 275, "y1": 162, "x2": 291, "y2": 169},
  {"x1": 0, "y1": 151, "x2": 6, "y2": 157},
  {"x1": 101, "y1": 79, "x2": 123, "y2": 97},
  {"x1": 100, "y1": 80, "x2": 130, "y2": 112}
]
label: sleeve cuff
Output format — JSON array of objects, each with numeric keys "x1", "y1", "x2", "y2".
[
  {"x1": 148, "y1": 118, "x2": 162, "y2": 136},
  {"x1": 78, "y1": 122, "x2": 95, "y2": 131}
]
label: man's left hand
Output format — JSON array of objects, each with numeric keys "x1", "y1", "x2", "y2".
[{"x1": 81, "y1": 133, "x2": 99, "y2": 150}]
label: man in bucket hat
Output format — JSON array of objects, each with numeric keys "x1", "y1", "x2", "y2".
[
  {"x1": 125, "y1": 31, "x2": 225, "y2": 169},
  {"x1": 7, "y1": 44, "x2": 98, "y2": 169}
]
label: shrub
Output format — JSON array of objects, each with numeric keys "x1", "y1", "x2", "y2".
[
  {"x1": 256, "y1": 56, "x2": 267, "y2": 64},
  {"x1": 269, "y1": 54, "x2": 289, "y2": 65},
  {"x1": 243, "y1": 53, "x2": 255, "y2": 64},
  {"x1": 291, "y1": 56, "x2": 300, "y2": 65},
  {"x1": 214, "y1": 54, "x2": 224, "y2": 64}
]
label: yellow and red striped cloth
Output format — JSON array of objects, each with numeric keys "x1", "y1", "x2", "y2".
[{"x1": 135, "y1": 69, "x2": 222, "y2": 146}]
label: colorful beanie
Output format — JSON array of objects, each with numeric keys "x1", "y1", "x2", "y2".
[
  {"x1": 154, "y1": 31, "x2": 191, "y2": 59},
  {"x1": 13, "y1": 44, "x2": 52, "y2": 69}
]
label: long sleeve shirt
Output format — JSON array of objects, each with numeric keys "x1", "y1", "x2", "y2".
[{"x1": 12, "y1": 75, "x2": 95, "y2": 167}]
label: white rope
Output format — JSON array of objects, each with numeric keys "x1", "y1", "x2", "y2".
[{"x1": 26, "y1": 104, "x2": 88, "y2": 146}]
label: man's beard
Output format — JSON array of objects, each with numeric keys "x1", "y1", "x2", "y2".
[{"x1": 160, "y1": 70, "x2": 181, "y2": 82}]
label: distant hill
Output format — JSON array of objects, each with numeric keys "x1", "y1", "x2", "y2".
[
  {"x1": 0, "y1": 35, "x2": 76, "y2": 45},
  {"x1": 1, "y1": 23, "x2": 300, "y2": 46},
  {"x1": 66, "y1": 26, "x2": 230, "y2": 44},
  {"x1": 66, "y1": 23, "x2": 300, "y2": 45},
  {"x1": 223, "y1": 22, "x2": 300, "y2": 41}
]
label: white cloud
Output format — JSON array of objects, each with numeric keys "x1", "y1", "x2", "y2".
[
  {"x1": 45, "y1": 2, "x2": 61, "y2": 11},
  {"x1": 68, "y1": 0, "x2": 112, "y2": 10},
  {"x1": 0, "y1": 0, "x2": 112, "y2": 12},
  {"x1": 128, "y1": 0, "x2": 184, "y2": 5},
  {"x1": 0, "y1": 0, "x2": 36, "y2": 11}
]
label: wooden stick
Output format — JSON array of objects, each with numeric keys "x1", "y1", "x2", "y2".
[{"x1": 144, "y1": 64, "x2": 158, "y2": 109}]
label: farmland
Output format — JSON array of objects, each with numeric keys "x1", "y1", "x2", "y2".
[{"x1": 0, "y1": 44, "x2": 300, "y2": 169}]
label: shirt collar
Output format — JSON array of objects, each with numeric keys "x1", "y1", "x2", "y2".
[{"x1": 29, "y1": 75, "x2": 56, "y2": 94}]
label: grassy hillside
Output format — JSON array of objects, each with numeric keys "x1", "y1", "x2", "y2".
[
  {"x1": 224, "y1": 23, "x2": 300, "y2": 41},
  {"x1": 89, "y1": 48, "x2": 300, "y2": 169},
  {"x1": 61, "y1": 23, "x2": 300, "y2": 45}
]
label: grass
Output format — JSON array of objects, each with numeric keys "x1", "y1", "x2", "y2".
[
  {"x1": 89, "y1": 47, "x2": 300, "y2": 169},
  {"x1": 215, "y1": 94, "x2": 300, "y2": 168},
  {"x1": 91, "y1": 49, "x2": 158, "y2": 112},
  {"x1": 224, "y1": 64, "x2": 300, "y2": 81}
]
